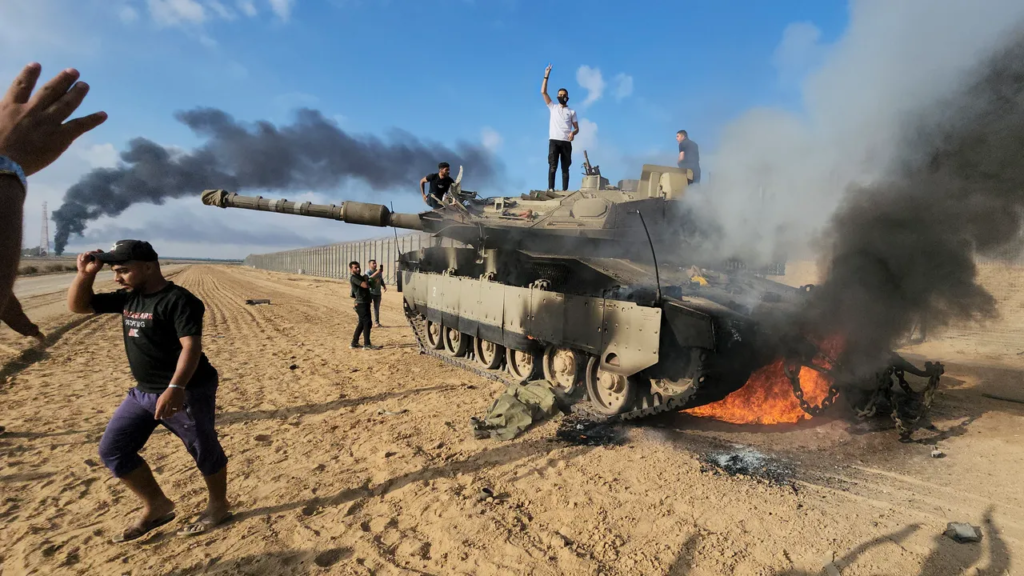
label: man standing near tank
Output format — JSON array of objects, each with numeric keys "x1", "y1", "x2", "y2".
[
  {"x1": 367, "y1": 258, "x2": 386, "y2": 328},
  {"x1": 349, "y1": 261, "x2": 379, "y2": 350},
  {"x1": 676, "y1": 130, "x2": 701, "y2": 184},
  {"x1": 542, "y1": 64, "x2": 579, "y2": 191}
]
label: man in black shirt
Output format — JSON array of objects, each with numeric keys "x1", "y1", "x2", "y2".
[
  {"x1": 349, "y1": 261, "x2": 378, "y2": 350},
  {"x1": 676, "y1": 129, "x2": 701, "y2": 184},
  {"x1": 419, "y1": 162, "x2": 454, "y2": 209},
  {"x1": 67, "y1": 240, "x2": 230, "y2": 542}
]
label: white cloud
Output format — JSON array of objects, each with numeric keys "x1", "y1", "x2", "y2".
[
  {"x1": 78, "y1": 143, "x2": 120, "y2": 169},
  {"x1": 575, "y1": 65, "x2": 605, "y2": 107},
  {"x1": 573, "y1": 118, "x2": 598, "y2": 152},
  {"x1": 147, "y1": 0, "x2": 206, "y2": 27},
  {"x1": 269, "y1": 0, "x2": 295, "y2": 21},
  {"x1": 772, "y1": 21, "x2": 825, "y2": 85},
  {"x1": 237, "y1": 0, "x2": 257, "y2": 16},
  {"x1": 612, "y1": 73, "x2": 633, "y2": 101},
  {"x1": 119, "y1": 5, "x2": 140, "y2": 23},
  {"x1": 208, "y1": 0, "x2": 237, "y2": 19},
  {"x1": 481, "y1": 127, "x2": 502, "y2": 152}
]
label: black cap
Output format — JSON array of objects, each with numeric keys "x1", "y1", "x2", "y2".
[{"x1": 94, "y1": 240, "x2": 159, "y2": 264}]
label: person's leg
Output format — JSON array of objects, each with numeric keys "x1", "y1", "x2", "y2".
[
  {"x1": 351, "y1": 305, "x2": 364, "y2": 347},
  {"x1": 372, "y1": 294, "x2": 381, "y2": 326},
  {"x1": 547, "y1": 139, "x2": 558, "y2": 190},
  {"x1": 560, "y1": 142, "x2": 572, "y2": 191},
  {"x1": 360, "y1": 303, "x2": 373, "y2": 346},
  {"x1": 163, "y1": 382, "x2": 230, "y2": 534},
  {"x1": 98, "y1": 389, "x2": 175, "y2": 540}
]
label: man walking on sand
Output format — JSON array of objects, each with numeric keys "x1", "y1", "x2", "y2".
[
  {"x1": 349, "y1": 261, "x2": 379, "y2": 350},
  {"x1": 367, "y1": 259, "x2": 387, "y2": 328},
  {"x1": 68, "y1": 240, "x2": 230, "y2": 542},
  {"x1": 541, "y1": 64, "x2": 579, "y2": 191}
]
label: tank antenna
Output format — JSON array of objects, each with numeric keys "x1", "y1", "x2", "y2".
[
  {"x1": 635, "y1": 209, "x2": 662, "y2": 303},
  {"x1": 391, "y1": 201, "x2": 403, "y2": 291}
]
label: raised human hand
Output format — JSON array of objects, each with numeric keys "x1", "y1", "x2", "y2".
[{"x1": 0, "y1": 63, "x2": 107, "y2": 176}]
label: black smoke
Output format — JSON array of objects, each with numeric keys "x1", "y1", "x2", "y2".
[
  {"x1": 800, "y1": 27, "x2": 1024, "y2": 381},
  {"x1": 53, "y1": 107, "x2": 501, "y2": 254}
]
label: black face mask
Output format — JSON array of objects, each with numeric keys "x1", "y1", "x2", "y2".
[{"x1": 557, "y1": 95, "x2": 568, "y2": 105}]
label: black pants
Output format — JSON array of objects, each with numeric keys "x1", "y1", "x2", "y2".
[
  {"x1": 370, "y1": 294, "x2": 381, "y2": 324},
  {"x1": 548, "y1": 139, "x2": 572, "y2": 190},
  {"x1": 352, "y1": 302, "x2": 372, "y2": 345}
]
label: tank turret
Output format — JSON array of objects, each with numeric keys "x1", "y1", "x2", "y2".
[{"x1": 202, "y1": 159, "x2": 700, "y2": 261}]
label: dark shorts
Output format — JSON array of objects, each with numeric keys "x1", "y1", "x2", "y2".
[{"x1": 98, "y1": 381, "x2": 227, "y2": 478}]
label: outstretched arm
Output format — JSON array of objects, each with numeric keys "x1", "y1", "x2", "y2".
[
  {"x1": 541, "y1": 64, "x2": 552, "y2": 106},
  {"x1": 0, "y1": 63, "x2": 107, "y2": 317}
]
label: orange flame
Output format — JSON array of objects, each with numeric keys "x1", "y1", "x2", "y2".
[{"x1": 684, "y1": 337, "x2": 842, "y2": 425}]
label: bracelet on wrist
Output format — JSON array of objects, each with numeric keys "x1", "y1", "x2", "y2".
[
  {"x1": 0, "y1": 156, "x2": 28, "y2": 195},
  {"x1": 168, "y1": 384, "x2": 185, "y2": 390}
]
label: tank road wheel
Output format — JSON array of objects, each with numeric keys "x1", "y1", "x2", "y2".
[
  {"x1": 474, "y1": 339, "x2": 505, "y2": 370},
  {"x1": 426, "y1": 320, "x2": 444, "y2": 350},
  {"x1": 506, "y1": 348, "x2": 538, "y2": 381},
  {"x1": 442, "y1": 327, "x2": 470, "y2": 357},
  {"x1": 584, "y1": 356, "x2": 638, "y2": 415},
  {"x1": 542, "y1": 346, "x2": 584, "y2": 397}
]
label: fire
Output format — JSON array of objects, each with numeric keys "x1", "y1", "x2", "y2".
[{"x1": 684, "y1": 337, "x2": 842, "y2": 425}]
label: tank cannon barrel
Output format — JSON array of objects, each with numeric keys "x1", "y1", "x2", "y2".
[{"x1": 200, "y1": 189, "x2": 425, "y2": 231}]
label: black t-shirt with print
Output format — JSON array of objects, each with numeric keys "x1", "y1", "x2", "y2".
[
  {"x1": 91, "y1": 282, "x2": 217, "y2": 394},
  {"x1": 426, "y1": 173, "x2": 455, "y2": 201}
]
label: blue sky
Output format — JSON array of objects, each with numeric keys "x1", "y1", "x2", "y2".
[{"x1": 5, "y1": 0, "x2": 848, "y2": 259}]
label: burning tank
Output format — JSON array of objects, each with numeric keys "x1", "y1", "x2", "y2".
[{"x1": 199, "y1": 155, "x2": 944, "y2": 432}]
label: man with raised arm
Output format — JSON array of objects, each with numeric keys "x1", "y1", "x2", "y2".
[{"x1": 541, "y1": 64, "x2": 579, "y2": 191}]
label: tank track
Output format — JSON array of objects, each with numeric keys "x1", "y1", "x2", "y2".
[{"x1": 403, "y1": 307, "x2": 698, "y2": 425}]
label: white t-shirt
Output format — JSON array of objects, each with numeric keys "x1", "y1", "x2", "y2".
[{"x1": 548, "y1": 101, "x2": 577, "y2": 141}]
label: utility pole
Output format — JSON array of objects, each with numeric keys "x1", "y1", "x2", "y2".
[{"x1": 40, "y1": 201, "x2": 49, "y2": 256}]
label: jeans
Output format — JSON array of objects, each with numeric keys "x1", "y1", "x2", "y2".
[
  {"x1": 352, "y1": 302, "x2": 372, "y2": 345},
  {"x1": 370, "y1": 293, "x2": 382, "y2": 324},
  {"x1": 548, "y1": 139, "x2": 572, "y2": 190}
]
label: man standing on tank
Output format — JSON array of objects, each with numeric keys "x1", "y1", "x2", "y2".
[
  {"x1": 542, "y1": 64, "x2": 579, "y2": 191},
  {"x1": 419, "y1": 162, "x2": 454, "y2": 209},
  {"x1": 349, "y1": 261, "x2": 379, "y2": 350},
  {"x1": 676, "y1": 130, "x2": 701, "y2": 184}
]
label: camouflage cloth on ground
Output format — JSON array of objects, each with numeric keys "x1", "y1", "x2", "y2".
[{"x1": 471, "y1": 381, "x2": 567, "y2": 441}]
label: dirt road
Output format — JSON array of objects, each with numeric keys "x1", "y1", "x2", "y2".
[
  {"x1": 12, "y1": 266, "x2": 187, "y2": 299},
  {"x1": 0, "y1": 265, "x2": 1020, "y2": 575}
]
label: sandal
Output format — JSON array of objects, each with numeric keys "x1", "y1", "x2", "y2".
[
  {"x1": 112, "y1": 511, "x2": 177, "y2": 543},
  {"x1": 177, "y1": 511, "x2": 234, "y2": 537}
]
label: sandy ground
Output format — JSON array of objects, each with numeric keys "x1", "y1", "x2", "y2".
[{"x1": 1, "y1": 264, "x2": 1022, "y2": 575}]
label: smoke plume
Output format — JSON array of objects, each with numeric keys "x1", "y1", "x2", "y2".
[
  {"x1": 53, "y1": 108, "x2": 500, "y2": 254},
  {"x1": 695, "y1": 0, "x2": 1024, "y2": 382},
  {"x1": 803, "y1": 28, "x2": 1024, "y2": 379}
]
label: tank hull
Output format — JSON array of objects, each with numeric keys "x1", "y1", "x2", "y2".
[{"x1": 396, "y1": 245, "x2": 783, "y2": 419}]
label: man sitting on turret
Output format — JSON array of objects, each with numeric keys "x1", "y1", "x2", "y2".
[{"x1": 419, "y1": 162, "x2": 454, "y2": 209}]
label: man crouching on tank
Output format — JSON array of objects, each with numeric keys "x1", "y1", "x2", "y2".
[{"x1": 67, "y1": 240, "x2": 231, "y2": 542}]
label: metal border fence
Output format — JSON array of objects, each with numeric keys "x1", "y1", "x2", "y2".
[{"x1": 242, "y1": 232, "x2": 464, "y2": 286}]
